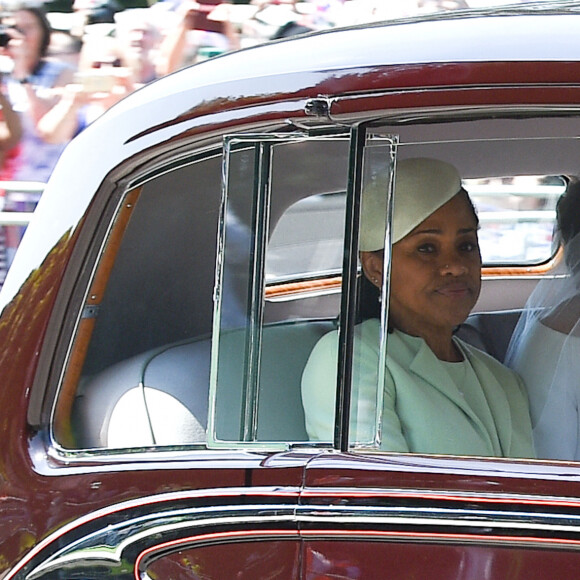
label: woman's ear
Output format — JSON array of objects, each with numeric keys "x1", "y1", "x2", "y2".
[{"x1": 360, "y1": 251, "x2": 383, "y2": 288}]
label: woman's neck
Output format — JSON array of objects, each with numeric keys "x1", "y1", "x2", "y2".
[
  {"x1": 395, "y1": 325, "x2": 462, "y2": 362},
  {"x1": 429, "y1": 336, "x2": 463, "y2": 362}
]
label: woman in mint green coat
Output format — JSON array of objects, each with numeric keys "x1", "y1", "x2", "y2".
[{"x1": 301, "y1": 158, "x2": 535, "y2": 458}]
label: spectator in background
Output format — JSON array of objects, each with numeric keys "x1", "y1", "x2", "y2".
[
  {"x1": 3, "y1": 4, "x2": 76, "y2": 183},
  {"x1": 156, "y1": 1, "x2": 239, "y2": 75},
  {"x1": 35, "y1": 9, "x2": 163, "y2": 145},
  {"x1": 0, "y1": 87, "x2": 22, "y2": 288},
  {"x1": 0, "y1": 4, "x2": 76, "y2": 264},
  {"x1": 36, "y1": 30, "x2": 133, "y2": 143},
  {"x1": 114, "y1": 8, "x2": 162, "y2": 84}
]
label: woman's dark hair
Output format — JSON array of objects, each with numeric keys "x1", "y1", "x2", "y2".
[
  {"x1": 460, "y1": 187, "x2": 479, "y2": 227},
  {"x1": 556, "y1": 178, "x2": 580, "y2": 245},
  {"x1": 17, "y1": 5, "x2": 52, "y2": 60},
  {"x1": 357, "y1": 271, "x2": 381, "y2": 322}
]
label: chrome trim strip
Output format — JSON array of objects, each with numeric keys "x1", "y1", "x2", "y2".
[{"x1": 14, "y1": 487, "x2": 580, "y2": 579}]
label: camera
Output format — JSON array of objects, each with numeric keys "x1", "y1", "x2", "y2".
[
  {"x1": 74, "y1": 71, "x2": 117, "y2": 93},
  {"x1": 0, "y1": 26, "x2": 10, "y2": 48}
]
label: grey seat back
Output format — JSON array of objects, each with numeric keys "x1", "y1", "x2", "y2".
[
  {"x1": 214, "y1": 319, "x2": 336, "y2": 442},
  {"x1": 73, "y1": 339, "x2": 211, "y2": 448},
  {"x1": 74, "y1": 310, "x2": 520, "y2": 449},
  {"x1": 73, "y1": 319, "x2": 335, "y2": 448},
  {"x1": 457, "y1": 309, "x2": 523, "y2": 363}
]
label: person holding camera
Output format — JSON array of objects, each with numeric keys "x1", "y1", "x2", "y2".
[
  {"x1": 0, "y1": 4, "x2": 76, "y2": 265},
  {"x1": 2, "y1": 5, "x2": 75, "y2": 182},
  {"x1": 35, "y1": 9, "x2": 162, "y2": 144},
  {"x1": 156, "y1": 1, "x2": 239, "y2": 75},
  {"x1": 0, "y1": 84, "x2": 22, "y2": 287}
]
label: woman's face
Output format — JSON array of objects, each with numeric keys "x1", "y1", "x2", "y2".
[
  {"x1": 9, "y1": 10, "x2": 45, "y2": 61},
  {"x1": 365, "y1": 192, "x2": 481, "y2": 338}
]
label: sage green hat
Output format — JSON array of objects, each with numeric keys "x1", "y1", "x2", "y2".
[{"x1": 360, "y1": 157, "x2": 462, "y2": 251}]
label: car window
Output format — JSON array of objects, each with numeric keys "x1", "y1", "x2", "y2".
[
  {"x1": 467, "y1": 175, "x2": 563, "y2": 265},
  {"x1": 222, "y1": 119, "x2": 577, "y2": 458},
  {"x1": 267, "y1": 176, "x2": 563, "y2": 284},
  {"x1": 54, "y1": 133, "x2": 371, "y2": 453},
  {"x1": 208, "y1": 133, "x2": 356, "y2": 448},
  {"x1": 54, "y1": 154, "x2": 223, "y2": 449},
  {"x1": 206, "y1": 129, "x2": 399, "y2": 451}
]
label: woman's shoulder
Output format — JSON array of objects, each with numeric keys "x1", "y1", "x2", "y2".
[
  {"x1": 312, "y1": 318, "x2": 380, "y2": 352},
  {"x1": 542, "y1": 295, "x2": 580, "y2": 335}
]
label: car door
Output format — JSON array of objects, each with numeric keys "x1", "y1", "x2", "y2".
[{"x1": 213, "y1": 117, "x2": 580, "y2": 578}]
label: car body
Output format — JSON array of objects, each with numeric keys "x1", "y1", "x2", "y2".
[{"x1": 3, "y1": 2, "x2": 580, "y2": 578}]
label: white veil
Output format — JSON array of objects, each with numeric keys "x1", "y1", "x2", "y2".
[{"x1": 505, "y1": 196, "x2": 580, "y2": 460}]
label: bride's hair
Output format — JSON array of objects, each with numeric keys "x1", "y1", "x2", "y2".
[{"x1": 556, "y1": 178, "x2": 580, "y2": 245}]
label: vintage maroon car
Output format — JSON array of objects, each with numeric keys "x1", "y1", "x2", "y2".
[{"x1": 3, "y1": 2, "x2": 580, "y2": 578}]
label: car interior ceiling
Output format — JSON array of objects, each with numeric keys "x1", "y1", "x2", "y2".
[{"x1": 381, "y1": 115, "x2": 580, "y2": 178}]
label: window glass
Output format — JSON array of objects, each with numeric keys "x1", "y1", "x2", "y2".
[
  {"x1": 57, "y1": 155, "x2": 222, "y2": 449},
  {"x1": 467, "y1": 175, "x2": 564, "y2": 265},
  {"x1": 208, "y1": 129, "x2": 397, "y2": 451},
  {"x1": 266, "y1": 192, "x2": 346, "y2": 283},
  {"x1": 209, "y1": 135, "x2": 352, "y2": 448},
  {"x1": 346, "y1": 135, "x2": 397, "y2": 450}
]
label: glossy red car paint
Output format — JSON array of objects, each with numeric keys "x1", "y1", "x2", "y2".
[{"x1": 2, "y1": 4, "x2": 580, "y2": 578}]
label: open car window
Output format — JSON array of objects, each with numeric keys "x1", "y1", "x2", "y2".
[
  {"x1": 208, "y1": 131, "x2": 397, "y2": 450},
  {"x1": 209, "y1": 116, "x2": 580, "y2": 457},
  {"x1": 53, "y1": 153, "x2": 224, "y2": 450}
]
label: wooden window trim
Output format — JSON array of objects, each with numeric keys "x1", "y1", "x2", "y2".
[{"x1": 54, "y1": 187, "x2": 142, "y2": 447}]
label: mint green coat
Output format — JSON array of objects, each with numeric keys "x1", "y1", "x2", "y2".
[{"x1": 301, "y1": 319, "x2": 535, "y2": 458}]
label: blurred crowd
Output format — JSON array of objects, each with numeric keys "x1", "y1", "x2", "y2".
[{"x1": 0, "y1": 0, "x2": 528, "y2": 285}]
